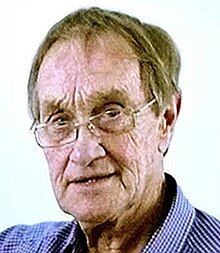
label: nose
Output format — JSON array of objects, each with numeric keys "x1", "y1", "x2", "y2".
[{"x1": 69, "y1": 126, "x2": 106, "y2": 167}]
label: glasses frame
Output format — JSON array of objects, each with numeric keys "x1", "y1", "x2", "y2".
[{"x1": 30, "y1": 98, "x2": 156, "y2": 148}]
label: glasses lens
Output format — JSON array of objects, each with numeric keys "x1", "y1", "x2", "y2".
[
  {"x1": 91, "y1": 107, "x2": 134, "y2": 134},
  {"x1": 35, "y1": 123, "x2": 77, "y2": 148},
  {"x1": 34, "y1": 105, "x2": 138, "y2": 147}
]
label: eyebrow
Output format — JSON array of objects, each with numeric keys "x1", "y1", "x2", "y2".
[
  {"x1": 40, "y1": 88, "x2": 131, "y2": 120},
  {"x1": 40, "y1": 95, "x2": 73, "y2": 121},
  {"x1": 86, "y1": 88, "x2": 130, "y2": 109}
]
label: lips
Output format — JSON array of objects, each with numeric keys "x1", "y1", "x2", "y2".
[{"x1": 72, "y1": 173, "x2": 115, "y2": 185}]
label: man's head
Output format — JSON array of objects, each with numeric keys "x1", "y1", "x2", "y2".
[{"x1": 29, "y1": 7, "x2": 181, "y2": 228}]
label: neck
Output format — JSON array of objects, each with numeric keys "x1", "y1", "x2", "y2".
[{"x1": 82, "y1": 179, "x2": 167, "y2": 253}]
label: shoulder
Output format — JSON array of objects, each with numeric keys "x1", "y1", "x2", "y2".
[
  {"x1": 0, "y1": 221, "x2": 77, "y2": 252},
  {"x1": 0, "y1": 221, "x2": 74, "y2": 240},
  {"x1": 185, "y1": 209, "x2": 220, "y2": 252}
]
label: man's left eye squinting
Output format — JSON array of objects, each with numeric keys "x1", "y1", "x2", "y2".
[{"x1": 105, "y1": 109, "x2": 121, "y2": 118}]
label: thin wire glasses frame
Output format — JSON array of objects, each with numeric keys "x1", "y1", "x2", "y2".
[{"x1": 31, "y1": 98, "x2": 156, "y2": 148}]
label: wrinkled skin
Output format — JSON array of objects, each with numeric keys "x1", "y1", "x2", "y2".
[{"x1": 36, "y1": 34, "x2": 180, "y2": 252}]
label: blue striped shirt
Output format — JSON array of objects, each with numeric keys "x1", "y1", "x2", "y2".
[{"x1": 1, "y1": 174, "x2": 220, "y2": 252}]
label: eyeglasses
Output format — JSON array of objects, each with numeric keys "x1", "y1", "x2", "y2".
[{"x1": 31, "y1": 98, "x2": 156, "y2": 148}]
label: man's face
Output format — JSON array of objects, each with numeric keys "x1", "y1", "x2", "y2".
[{"x1": 36, "y1": 35, "x2": 165, "y2": 227}]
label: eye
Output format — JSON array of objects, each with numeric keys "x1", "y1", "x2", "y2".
[
  {"x1": 48, "y1": 113, "x2": 72, "y2": 126},
  {"x1": 91, "y1": 103, "x2": 124, "y2": 130},
  {"x1": 102, "y1": 103, "x2": 124, "y2": 116},
  {"x1": 105, "y1": 108, "x2": 122, "y2": 118}
]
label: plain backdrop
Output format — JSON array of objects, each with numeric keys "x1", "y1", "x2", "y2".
[{"x1": 0, "y1": 0, "x2": 220, "y2": 231}]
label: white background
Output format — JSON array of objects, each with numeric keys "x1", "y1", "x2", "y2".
[{"x1": 0, "y1": 0, "x2": 220, "y2": 231}]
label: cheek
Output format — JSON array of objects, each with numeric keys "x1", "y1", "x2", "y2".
[
  {"x1": 44, "y1": 148, "x2": 70, "y2": 184},
  {"x1": 104, "y1": 127, "x2": 160, "y2": 184},
  {"x1": 106, "y1": 134, "x2": 138, "y2": 166},
  {"x1": 104, "y1": 134, "x2": 142, "y2": 191},
  {"x1": 106, "y1": 130, "x2": 155, "y2": 165}
]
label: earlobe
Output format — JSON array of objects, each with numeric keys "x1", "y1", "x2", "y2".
[
  {"x1": 158, "y1": 117, "x2": 171, "y2": 155},
  {"x1": 162, "y1": 91, "x2": 181, "y2": 133},
  {"x1": 158, "y1": 91, "x2": 182, "y2": 156}
]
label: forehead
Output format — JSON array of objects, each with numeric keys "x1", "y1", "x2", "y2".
[{"x1": 36, "y1": 34, "x2": 146, "y2": 115}]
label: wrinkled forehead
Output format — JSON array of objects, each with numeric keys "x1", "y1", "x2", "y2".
[
  {"x1": 38, "y1": 32, "x2": 137, "y2": 76},
  {"x1": 36, "y1": 34, "x2": 145, "y2": 118}
]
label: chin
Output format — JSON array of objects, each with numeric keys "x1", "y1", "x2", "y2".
[
  {"x1": 71, "y1": 209, "x2": 115, "y2": 227},
  {"x1": 59, "y1": 199, "x2": 121, "y2": 227}
]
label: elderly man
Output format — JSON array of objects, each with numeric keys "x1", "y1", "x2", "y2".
[{"x1": 1, "y1": 7, "x2": 220, "y2": 253}]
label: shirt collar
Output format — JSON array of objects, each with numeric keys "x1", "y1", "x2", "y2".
[
  {"x1": 142, "y1": 173, "x2": 195, "y2": 253},
  {"x1": 55, "y1": 174, "x2": 195, "y2": 253}
]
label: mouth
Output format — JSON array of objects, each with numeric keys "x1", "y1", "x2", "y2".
[{"x1": 72, "y1": 173, "x2": 115, "y2": 186}]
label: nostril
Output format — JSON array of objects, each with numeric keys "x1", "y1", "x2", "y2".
[{"x1": 87, "y1": 122, "x2": 96, "y2": 131}]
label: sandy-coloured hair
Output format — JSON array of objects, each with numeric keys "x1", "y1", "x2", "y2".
[{"x1": 28, "y1": 7, "x2": 181, "y2": 120}]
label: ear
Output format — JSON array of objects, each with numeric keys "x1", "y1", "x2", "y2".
[{"x1": 158, "y1": 90, "x2": 182, "y2": 156}]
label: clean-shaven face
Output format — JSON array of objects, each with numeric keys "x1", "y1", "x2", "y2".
[{"x1": 36, "y1": 34, "x2": 164, "y2": 227}]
